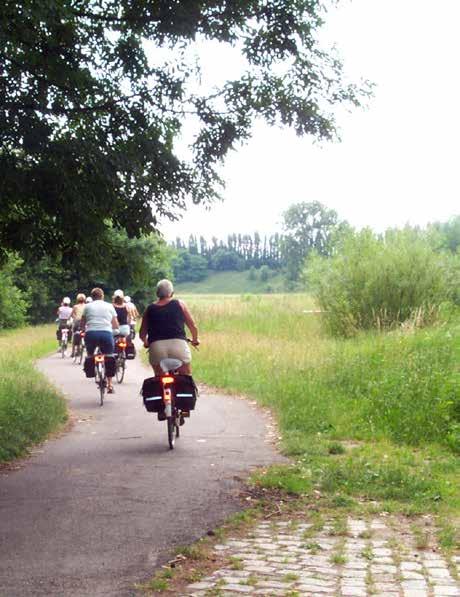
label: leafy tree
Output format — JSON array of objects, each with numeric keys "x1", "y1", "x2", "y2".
[
  {"x1": 210, "y1": 248, "x2": 243, "y2": 271},
  {"x1": 429, "y1": 215, "x2": 460, "y2": 254},
  {"x1": 0, "y1": 1, "x2": 366, "y2": 265},
  {"x1": 14, "y1": 230, "x2": 172, "y2": 322},
  {"x1": 282, "y1": 201, "x2": 343, "y2": 280},
  {"x1": 172, "y1": 249, "x2": 208, "y2": 283}
]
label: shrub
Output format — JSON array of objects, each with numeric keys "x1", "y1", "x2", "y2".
[
  {"x1": 306, "y1": 228, "x2": 454, "y2": 336},
  {"x1": 0, "y1": 255, "x2": 29, "y2": 328},
  {"x1": 259, "y1": 265, "x2": 270, "y2": 281}
]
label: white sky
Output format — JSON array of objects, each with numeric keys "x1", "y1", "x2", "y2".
[{"x1": 159, "y1": 0, "x2": 460, "y2": 242}]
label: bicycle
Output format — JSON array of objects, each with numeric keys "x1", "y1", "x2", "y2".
[
  {"x1": 59, "y1": 326, "x2": 70, "y2": 358},
  {"x1": 114, "y1": 335, "x2": 127, "y2": 384},
  {"x1": 78, "y1": 332, "x2": 86, "y2": 365},
  {"x1": 142, "y1": 355, "x2": 198, "y2": 450},
  {"x1": 72, "y1": 330, "x2": 85, "y2": 365},
  {"x1": 130, "y1": 322, "x2": 136, "y2": 339},
  {"x1": 94, "y1": 350, "x2": 107, "y2": 406}
]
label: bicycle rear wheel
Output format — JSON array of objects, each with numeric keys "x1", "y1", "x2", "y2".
[
  {"x1": 96, "y1": 364, "x2": 105, "y2": 406},
  {"x1": 61, "y1": 340, "x2": 66, "y2": 358},
  {"x1": 79, "y1": 344, "x2": 85, "y2": 365},
  {"x1": 115, "y1": 354, "x2": 125, "y2": 383},
  {"x1": 167, "y1": 417, "x2": 175, "y2": 449}
]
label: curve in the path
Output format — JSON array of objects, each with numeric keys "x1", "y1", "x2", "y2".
[{"x1": 0, "y1": 347, "x2": 284, "y2": 597}]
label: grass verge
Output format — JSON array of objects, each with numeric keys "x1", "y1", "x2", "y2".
[
  {"x1": 0, "y1": 325, "x2": 68, "y2": 462},
  {"x1": 185, "y1": 294, "x2": 459, "y2": 526}
]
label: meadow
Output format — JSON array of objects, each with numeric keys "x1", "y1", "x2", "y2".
[
  {"x1": 0, "y1": 325, "x2": 67, "y2": 461},
  {"x1": 174, "y1": 269, "x2": 286, "y2": 294},
  {"x1": 184, "y1": 293, "x2": 459, "y2": 537}
]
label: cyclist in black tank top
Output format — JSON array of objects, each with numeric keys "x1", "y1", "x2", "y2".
[{"x1": 139, "y1": 279, "x2": 200, "y2": 375}]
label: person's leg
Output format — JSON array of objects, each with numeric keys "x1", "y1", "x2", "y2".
[
  {"x1": 84, "y1": 331, "x2": 97, "y2": 356},
  {"x1": 99, "y1": 331, "x2": 115, "y2": 391},
  {"x1": 178, "y1": 363, "x2": 192, "y2": 375},
  {"x1": 149, "y1": 341, "x2": 169, "y2": 376},
  {"x1": 168, "y1": 339, "x2": 192, "y2": 375}
]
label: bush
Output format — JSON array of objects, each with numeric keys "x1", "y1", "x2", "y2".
[
  {"x1": 0, "y1": 255, "x2": 29, "y2": 328},
  {"x1": 259, "y1": 265, "x2": 270, "y2": 281},
  {"x1": 306, "y1": 228, "x2": 454, "y2": 336}
]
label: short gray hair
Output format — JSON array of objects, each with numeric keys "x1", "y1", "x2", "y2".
[{"x1": 156, "y1": 279, "x2": 174, "y2": 299}]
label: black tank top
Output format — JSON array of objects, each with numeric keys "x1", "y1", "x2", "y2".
[
  {"x1": 146, "y1": 300, "x2": 186, "y2": 343},
  {"x1": 115, "y1": 306, "x2": 128, "y2": 325}
]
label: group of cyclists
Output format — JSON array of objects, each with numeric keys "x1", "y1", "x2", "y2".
[{"x1": 55, "y1": 279, "x2": 200, "y2": 396}]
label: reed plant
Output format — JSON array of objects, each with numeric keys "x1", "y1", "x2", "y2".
[
  {"x1": 305, "y1": 228, "x2": 456, "y2": 337},
  {"x1": 0, "y1": 325, "x2": 67, "y2": 461}
]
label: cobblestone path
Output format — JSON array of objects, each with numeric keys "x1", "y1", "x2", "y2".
[{"x1": 186, "y1": 516, "x2": 459, "y2": 596}]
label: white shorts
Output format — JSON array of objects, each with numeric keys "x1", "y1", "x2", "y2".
[{"x1": 148, "y1": 339, "x2": 191, "y2": 367}]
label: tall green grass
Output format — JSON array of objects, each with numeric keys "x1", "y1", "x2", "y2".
[
  {"x1": 187, "y1": 294, "x2": 459, "y2": 515},
  {"x1": 0, "y1": 325, "x2": 67, "y2": 462}
]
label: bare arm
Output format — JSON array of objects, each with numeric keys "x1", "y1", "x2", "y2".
[
  {"x1": 111, "y1": 316, "x2": 119, "y2": 330},
  {"x1": 179, "y1": 300, "x2": 199, "y2": 345},
  {"x1": 139, "y1": 310, "x2": 149, "y2": 347},
  {"x1": 126, "y1": 307, "x2": 132, "y2": 325},
  {"x1": 81, "y1": 315, "x2": 86, "y2": 331}
]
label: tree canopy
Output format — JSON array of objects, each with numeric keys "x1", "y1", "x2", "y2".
[
  {"x1": 282, "y1": 200, "x2": 344, "y2": 279},
  {"x1": 0, "y1": 0, "x2": 366, "y2": 264}
]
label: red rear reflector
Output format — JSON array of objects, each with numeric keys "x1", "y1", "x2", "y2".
[
  {"x1": 95, "y1": 355, "x2": 104, "y2": 363},
  {"x1": 161, "y1": 376, "x2": 174, "y2": 384},
  {"x1": 119, "y1": 341, "x2": 127, "y2": 348}
]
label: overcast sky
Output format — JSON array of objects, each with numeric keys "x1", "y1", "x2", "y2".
[{"x1": 159, "y1": 0, "x2": 460, "y2": 242}]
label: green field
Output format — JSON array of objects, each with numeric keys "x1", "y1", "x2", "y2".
[
  {"x1": 0, "y1": 325, "x2": 67, "y2": 462},
  {"x1": 186, "y1": 293, "x2": 459, "y2": 539},
  {"x1": 174, "y1": 270, "x2": 286, "y2": 294}
]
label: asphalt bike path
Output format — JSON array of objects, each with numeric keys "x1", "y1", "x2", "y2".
[{"x1": 0, "y1": 346, "x2": 284, "y2": 597}]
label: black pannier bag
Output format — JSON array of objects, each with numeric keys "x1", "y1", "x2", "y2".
[
  {"x1": 125, "y1": 343, "x2": 136, "y2": 360},
  {"x1": 141, "y1": 376, "x2": 164, "y2": 412},
  {"x1": 104, "y1": 355, "x2": 116, "y2": 377},
  {"x1": 84, "y1": 356, "x2": 95, "y2": 378},
  {"x1": 174, "y1": 375, "x2": 198, "y2": 411},
  {"x1": 56, "y1": 329, "x2": 61, "y2": 341},
  {"x1": 72, "y1": 331, "x2": 81, "y2": 346}
]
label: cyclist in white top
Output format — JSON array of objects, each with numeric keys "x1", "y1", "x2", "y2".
[
  {"x1": 81, "y1": 288, "x2": 119, "y2": 393},
  {"x1": 56, "y1": 297, "x2": 72, "y2": 345}
]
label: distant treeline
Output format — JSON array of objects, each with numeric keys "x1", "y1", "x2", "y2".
[{"x1": 172, "y1": 233, "x2": 285, "y2": 282}]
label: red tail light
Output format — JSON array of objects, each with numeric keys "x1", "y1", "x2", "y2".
[
  {"x1": 95, "y1": 354, "x2": 104, "y2": 363},
  {"x1": 118, "y1": 340, "x2": 127, "y2": 348},
  {"x1": 80, "y1": 331, "x2": 85, "y2": 337},
  {"x1": 161, "y1": 375, "x2": 174, "y2": 385}
]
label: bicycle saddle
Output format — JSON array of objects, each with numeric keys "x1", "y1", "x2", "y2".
[{"x1": 160, "y1": 358, "x2": 182, "y2": 373}]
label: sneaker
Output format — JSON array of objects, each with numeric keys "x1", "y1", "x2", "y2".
[{"x1": 157, "y1": 411, "x2": 166, "y2": 421}]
